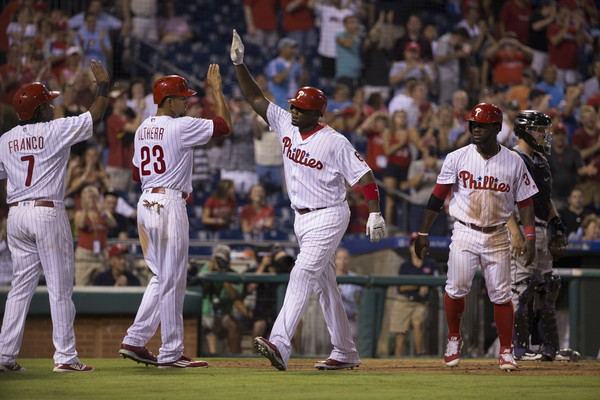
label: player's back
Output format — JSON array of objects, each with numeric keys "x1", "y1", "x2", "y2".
[
  {"x1": 133, "y1": 115, "x2": 213, "y2": 194},
  {"x1": 0, "y1": 114, "x2": 93, "y2": 203}
]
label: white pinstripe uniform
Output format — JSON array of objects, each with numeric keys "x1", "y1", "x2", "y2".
[
  {"x1": 122, "y1": 115, "x2": 214, "y2": 363},
  {"x1": 265, "y1": 103, "x2": 369, "y2": 367},
  {"x1": 0, "y1": 112, "x2": 94, "y2": 366},
  {"x1": 438, "y1": 144, "x2": 538, "y2": 303}
]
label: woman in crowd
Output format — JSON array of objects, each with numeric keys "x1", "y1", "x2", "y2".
[
  {"x1": 202, "y1": 179, "x2": 236, "y2": 231},
  {"x1": 74, "y1": 186, "x2": 116, "y2": 285},
  {"x1": 240, "y1": 184, "x2": 274, "y2": 235}
]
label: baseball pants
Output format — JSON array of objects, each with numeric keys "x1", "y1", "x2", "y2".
[{"x1": 269, "y1": 203, "x2": 360, "y2": 366}]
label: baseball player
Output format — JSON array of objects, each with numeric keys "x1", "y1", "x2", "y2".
[
  {"x1": 0, "y1": 60, "x2": 109, "y2": 373},
  {"x1": 414, "y1": 103, "x2": 538, "y2": 371},
  {"x1": 507, "y1": 110, "x2": 580, "y2": 362},
  {"x1": 118, "y1": 66, "x2": 232, "y2": 369},
  {"x1": 230, "y1": 29, "x2": 386, "y2": 371}
]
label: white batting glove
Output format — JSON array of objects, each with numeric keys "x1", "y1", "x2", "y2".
[
  {"x1": 231, "y1": 29, "x2": 245, "y2": 65},
  {"x1": 366, "y1": 212, "x2": 386, "y2": 243}
]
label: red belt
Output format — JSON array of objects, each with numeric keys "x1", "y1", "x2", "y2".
[
  {"x1": 296, "y1": 207, "x2": 327, "y2": 215},
  {"x1": 457, "y1": 219, "x2": 500, "y2": 234},
  {"x1": 150, "y1": 188, "x2": 188, "y2": 199},
  {"x1": 8, "y1": 200, "x2": 55, "y2": 208}
]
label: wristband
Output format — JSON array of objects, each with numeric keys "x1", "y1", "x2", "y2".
[
  {"x1": 97, "y1": 82, "x2": 109, "y2": 98},
  {"x1": 418, "y1": 232, "x2": 428, "y2": 236},
  {"x1": 362, "y1": 182, "x2": 380, "y2": 202},
  {"x1": 524, "y1": 225, "x2": 536, "y2": 241}
]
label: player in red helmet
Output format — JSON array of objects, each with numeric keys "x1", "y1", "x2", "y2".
[
  {"x1": 0, "y1": 60, "x2": 109, "y2": 373},
  {"x1": 12, "y1": 82, "x2": 60, "y2": 121},
  {"x1": 287, "y1": 87, "x2": 328, "y2": 114},
  {"x1": 414, "y1": 102, "x2": 538, "y2": 371},
  {"x1": 231, "y1": 29, "x2": 385, "y2": 371},
  {"x1": 152, "y1": 75, "x2": 197, "y2": 105}
]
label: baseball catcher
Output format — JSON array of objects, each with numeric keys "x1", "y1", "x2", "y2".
[{"x1": 507, "y1": 110, "x2": 579, "y2": 362}]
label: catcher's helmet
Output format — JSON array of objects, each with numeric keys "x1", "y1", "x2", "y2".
[
  {"x1": 287, "y1": 87, "x2": 327, "y2": 114},
  {"x1": 514, "y1": 110, "x2": 552, "y2": 154},
  {"x1": 153, "y1": 75, "x2": 196, "y2": 104},
  {"x1": 13, "y1": 82, "x2": 60, "y2": 121}
]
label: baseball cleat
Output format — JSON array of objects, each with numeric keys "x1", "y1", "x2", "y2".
[
  {"x1": 119, "y1": 343, "x2": 158, "y2": 366},
  {"x1": 515, "y1": 349, "x2": 543, "y2": 361},
  {"x1": 444, "y1": 336, "x2": 463, "y2": 367},
  {"x1": 0, "y1": 361, "x2": 25, "y2": 372},
  {"x1": 53, "y1": 362, "x2": 94, "y2": 372},
  {"x1": 499, "y1": 349, "x2": 518, "y2": 371},
  {"x1": 314, "y1": 358, "x2": 360, "y2": 370},
  {"x1": 555, "y1": 348, "x2": 581, "y2": 362},
  {"x1": 157, "y1": 356, "x2": 209, "y2": 369},
  {"x1": 254, "y1": 337, "x2": 286, "y2": 371}
]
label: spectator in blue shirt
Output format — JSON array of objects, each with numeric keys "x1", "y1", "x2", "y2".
[
  {"x1": 335, "y1": 14, "x2": 362, "y2": 93},
  {"x1": 536, "y1": 64, "x2": 565, "y2": 108},
  {"x1": 266, "y1": 37, "x2": 309, "y2": 109},
  {"x1": 75, "y1": 11, "x2": 112, "y2": 69}
]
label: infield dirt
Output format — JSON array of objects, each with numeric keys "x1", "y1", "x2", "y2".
[{"x1": 212, "y1": 358, "x2": 600, "y2": 376}]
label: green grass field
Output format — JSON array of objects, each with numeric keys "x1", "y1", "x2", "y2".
[{"x1": 1, "y1": 359, "x2": 599, "y2": 400}]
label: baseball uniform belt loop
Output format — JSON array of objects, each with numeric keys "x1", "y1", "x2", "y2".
[
  {"x1": 8, "y1": 200, "x2": 55, "y2": 208},
  {"x1": 457, "y1": 219, "x2": 499, "y2": 234},
  {"x1": 147, "y1": 187, "x2": 188, "y2": 199},
  {"x1": 296, "y1": 207, "x2": 327, "y2": 215}
]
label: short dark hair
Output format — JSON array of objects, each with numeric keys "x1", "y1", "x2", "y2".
[{"x1": 453, "y1": 27, "x2": 470, "y2": 40}]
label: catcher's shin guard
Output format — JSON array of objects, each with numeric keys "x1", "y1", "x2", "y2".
[
  {"x1": 536, "y1": 272, "x2": 561, "y2": 358},
  {"x1": 511, "y1": 278, "x2": 539, "y2": 357}
]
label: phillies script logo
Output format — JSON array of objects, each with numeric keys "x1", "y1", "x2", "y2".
[
  {"x1": 459, "y1": 170, "x2": 510, "y2": 192},
  {"x1": 282, "y1": 137, "x2": 324, "y2": 170}
]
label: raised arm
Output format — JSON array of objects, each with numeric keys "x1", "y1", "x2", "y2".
[
  {"x1": 231, "y1": 29, "x2": 271, "y2": 123},
  {"x1": 88, "y1": 60, "x2": 109, "y2": 126},
  {"x1": 206, "y1": 64, "x2": 232, "y2": 132}
]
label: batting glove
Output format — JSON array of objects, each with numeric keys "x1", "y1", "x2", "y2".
[
  {"x1": 366, "y1": 212, "x2": 386, "y2": 243},
  {"x1": 231, "y1": 29, "x2": 245, "y2": 65}
]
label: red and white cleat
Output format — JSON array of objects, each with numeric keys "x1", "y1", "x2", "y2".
[{"x1": 53, "y1": 362, "x2": 94, "y2": 372}]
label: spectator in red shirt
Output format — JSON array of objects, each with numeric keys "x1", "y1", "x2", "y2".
[
  {"x1": 355, "y1": 110, "x2": 388, "y2": 180},
  {"x1": 485, "y1": 31, "x2": 533, "y2": 86},
  {"x1": 280, "y1": 0, "x2": 316, "y2": 57},
  {"x1": 240, "y1": 184, "x2": 274, "y2": 235},
  {"x1": 106, "y1": 88, "x2": 143, "y2": 192},
  {"x1": 571, "y1": 105, "x2": 600, "y2": 207},
  {"x1": 498, "y1": 0, "x2": 533, "y2": 45},
  {"x1": 202, "y1": 179, "x2": 236, "y2": 231},
  {"x1": 547, "y1": 5, "x2": 585, "y2": 85},
  {"x1": 243, "y1": 0, "x2": 278, "y2": 49}
]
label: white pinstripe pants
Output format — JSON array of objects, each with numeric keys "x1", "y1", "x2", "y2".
[
  {"x1": 122, "y1": 192, "x2": 189, "y2": 363},
  {"x1": 446, "y1": 222, "x2": 512, "y2": 304},
  {"x1": 0, "y1": 205, "x2": 79, "y2": 365},
  {"x1": 269, "y1": 203, "x2": 360, "y2": 366}
]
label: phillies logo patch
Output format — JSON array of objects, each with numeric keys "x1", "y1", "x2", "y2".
[
  {"x1": 282, "y1": 137, "x2": 324, "y2": 170},
  {"x1": 458, "y1": 170, "x2": 510, "y2": 192},
  {"x1": 354, "y1": 151, "x2": 364, "y2": 162}
]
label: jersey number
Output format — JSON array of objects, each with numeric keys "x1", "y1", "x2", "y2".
[
  {"x1": 21, "y1": 155, "x2": 35, "y2": 187},
  {"x1": 523, "y1": 173, "x2": 531, "y2": 186},
  {"x1": 140, "y1": 145, "x2": 166, "y2": 176}
]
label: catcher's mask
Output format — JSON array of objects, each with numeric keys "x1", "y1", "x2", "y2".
[{"x1": 514, "y1": 110, "x2": 552, "y2": 155}]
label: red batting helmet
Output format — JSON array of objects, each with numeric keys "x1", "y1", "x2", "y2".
[
  {"x1": 13, "y1": 82, "x2": 60, "y2": 121},
  {"x1": 287, "y1": 87, "x2": 327, "y2": 114},
  {"x1": 152, "y1": 75, "x2": 197, "y2": 104},
  {"x1": 468, "y1": 103, "x2": 503, "y2": 124}
]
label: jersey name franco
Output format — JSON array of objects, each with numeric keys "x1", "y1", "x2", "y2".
[
  {"x1": 0, "y1": 112, "x2": 93, "y2": 203},
  {"x1": 437, "y1": 144, "x2": 538, "y2": 227},
  {"x1": 266, "y1": 103, "x2": 370, "y2": 210},
  {"x1": 133, "y1": 115, "x2": 214, "y2": 194}
]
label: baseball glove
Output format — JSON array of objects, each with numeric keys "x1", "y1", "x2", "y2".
[{"x1": 548, "y1": 232, "x2": 568, "y2": 259}]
